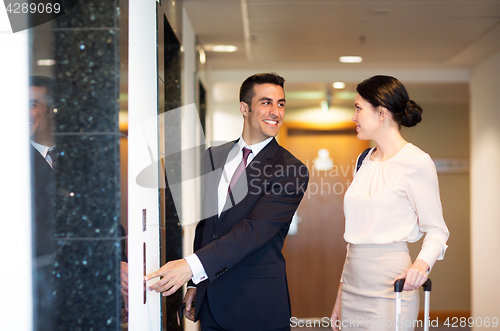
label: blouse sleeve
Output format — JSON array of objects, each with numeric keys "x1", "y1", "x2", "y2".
[{"x1": 406, "y1": 153, "x2": 450, "y2": 270}]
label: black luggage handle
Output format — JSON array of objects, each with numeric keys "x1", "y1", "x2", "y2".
[{"x1": 394, "y1": 278, "x2": 432, "y2": 292}]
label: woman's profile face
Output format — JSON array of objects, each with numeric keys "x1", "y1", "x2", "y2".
[{"x1": 352, "y1": 93, "x2": 381, "y2": 140}]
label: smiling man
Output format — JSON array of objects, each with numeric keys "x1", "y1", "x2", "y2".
[{"x1": 146, "y1": 73, "x2": 309, "y2": 331}]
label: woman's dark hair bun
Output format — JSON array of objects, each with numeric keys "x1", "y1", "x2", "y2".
[
  {"x1": 356, "y1": 75, "x2": 423, "y2": 128},
  {"x1": 401, "y1": 100, "x2": 423, "y2": 127}
]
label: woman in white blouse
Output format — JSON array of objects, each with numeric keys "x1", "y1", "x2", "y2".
[{"x1": 331, "y1": 75, "x2": 449, "y2": 331}]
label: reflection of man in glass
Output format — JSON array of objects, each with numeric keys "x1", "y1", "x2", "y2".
[
  {"x1": 29, "y1": 76, "x2": 130, "y2": 323},
  {"x1": 29, "y1": 76, "x2": 56, "y2": 257},
  {"x1": 30, "y1": 75, "x2": 57, "y2": 331},
  {"x1": 30, "y1": 76, "x2": 56, "y2": 156}
]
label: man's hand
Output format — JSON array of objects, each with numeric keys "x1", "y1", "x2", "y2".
[
  {"x1": 120, "y1": 261, "x2": 129, "y2": 311},
  {"x1": 145, "y1": 259, "x2": 193, "y2": 297},
  {"x1": 177, "y1": 288, "x2": 196, "y2": 325},
  {"x1": 391, "y1": 259, "x2": 429, "y2": 291}
]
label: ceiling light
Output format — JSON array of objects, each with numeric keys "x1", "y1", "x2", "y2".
[
  {"x1": 37, "y1": 59, "x2": 56, "y2": 66},
  {"x1": 211, "y1": 45, "x2": 238, "y2": 52},
  {"x1": 199, "y1": 49, "x2": 206, "y2": 64},
  {"x1": 333, "y1": 82, "x2": 345, "y2": 89},
  {"x1": 339, "y1": 56, "x2": 363, "y2": 63}
]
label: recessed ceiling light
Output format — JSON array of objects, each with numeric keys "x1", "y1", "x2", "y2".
[
  {"x1": 37, "y1": 59, "x2": 56, "y2": 66},
  {"x1": 339, "y1": 56, "x2": 363, "y2": 63},
  {"x1": 199, "y1": 49, "x2": 206, "y2": 64},
  {"x1": 211, "y1": 45, "x2": 238, "y2": 52},
  {"x1": 333, "y1": 82, "x2": 345, "y2": 89}
]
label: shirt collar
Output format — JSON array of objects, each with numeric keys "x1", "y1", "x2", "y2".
[
  {"x1": 31, "y1": 140, "x2": 53, "y2": 158},
  {"x1": 237, "y1": 136, "x2": 272, "y2": 157}
]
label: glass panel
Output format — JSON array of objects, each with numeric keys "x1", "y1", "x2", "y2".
[
  {"x1": 29, "y1": 19, "x2": 56, "y2": 331},
  {"x1": 28, "y1": 2, "x2": 125, "y2": 329}
]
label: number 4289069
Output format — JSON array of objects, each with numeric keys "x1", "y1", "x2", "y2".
[
  {"x1": 6, "y1": 2, "x2": 61, "y2": 14},
  {"x1": 444, "y1": 317, "x2": 498, "y2": 328}
]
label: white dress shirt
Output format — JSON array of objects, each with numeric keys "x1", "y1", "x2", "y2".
[
  {"x1": 185, "y1": 137, "x2": 273, "y2": 285},
  {"x1": 344, "y1": 143, "x2": 450, "y2": 270},
  {"x1": 31, "y1": 140, "x2": 55, "y2": 168}
]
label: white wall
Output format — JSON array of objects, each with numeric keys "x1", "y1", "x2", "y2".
[
  {"x1": 210, "y1": 82, "x2": 243, "y2": 144},
  {"x1": 470, "y1": 49, "x2": 500, "y2": 329},
  {"x1": 128, "y1": 0, "x2": 161, "y2": 329},
  {"x1": 0, "y1": 10, "x2": 32, "y2": 330},
  {"x1": 404, "y1": 103, "x2": 471, "y2": 311}
]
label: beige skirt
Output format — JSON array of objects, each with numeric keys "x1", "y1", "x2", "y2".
[{"x1": 340, "y1": 242, "x2": 419, "y2": 331}]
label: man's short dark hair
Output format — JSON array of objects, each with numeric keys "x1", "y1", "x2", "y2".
[
  {"x1": 30, "y1": 76, "x2": 55, "y2": 109},
  {"x1": 239, "y1": 72, "x2": 285, "y2": 105}
]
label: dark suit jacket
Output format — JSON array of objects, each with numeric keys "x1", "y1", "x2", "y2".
[
  {"x1": 31, "y1": 146, "x2": 128, "y2": 261},
  {"x1": 31, "y1": 145, "x2": 55, "y2": 258},
  {"x1": 191, "y1": 138, "x2": 309, "y2": 331}
]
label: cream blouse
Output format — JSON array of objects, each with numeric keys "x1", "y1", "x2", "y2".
[{"x1": 344, "y1": 143, "x2": 450, "y2": 270}]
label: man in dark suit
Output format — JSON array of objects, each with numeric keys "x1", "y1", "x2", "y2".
[
  {"x1": 30, "y1": 76, "x2": 57, "y2": 331},
  {"x1": 146, "y1": 73, "x2": 309, "y2": 331},
  {"x1": 30, "y1": 76, "x2": 57, "y2": 258}
]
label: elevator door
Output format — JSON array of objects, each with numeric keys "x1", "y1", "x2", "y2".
[{"x1": 281, "y1": 125, "x2": 368, "y2": 319}]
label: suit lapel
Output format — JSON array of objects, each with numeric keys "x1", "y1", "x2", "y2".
[
  {"x1": 204, "y1": 140, "x2": 238, "y2": 228},
  {"x1": 210, "y1": 141, "x2": 236, "y2": 176},
  {"x1": 217, "y1": 138, "x2": 280, "y2": 225},
  {"x1": 32, "y1": 145, "x2": 53, "y2": 174}
]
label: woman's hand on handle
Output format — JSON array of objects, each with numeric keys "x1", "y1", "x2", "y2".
[
  {"x1": 331, "y1": 282, "x2": 343, "y2": 331},
  {"x1": 391, "y1": 259, "x2": 429, "y2": 291}
]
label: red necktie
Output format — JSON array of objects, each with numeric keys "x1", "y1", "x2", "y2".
[{"x1": 228, "y1": 147, "x2": 252, "y2": 195}]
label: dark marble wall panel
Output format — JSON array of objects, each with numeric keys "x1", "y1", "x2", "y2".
[
  {"x1": 158, "y1": 5, "x2": 165, "y2": 84},
  {"x1": 164, "y1": 45, "x2": 181, "y2": 111},
  {"x1": 53, "y1": 29, "x2": 119, "y2": 133},
  {"x1": 53, "y1": 135, "x2": 120, "y2": 239},
  {"x1": 33, "y1": 0, "x2": 124, "y2": 330},
  {"x1": 55, "y1": 0, "x2": 120, "y2": 29},
  {"x1": 160, "y1": 0, "x2": 183, "y2": 44},
  {"x1": 52, "y1": 240, "x2": 121, "y2": 329},
  {"x1": 158, "y1": 4, "x2": 183, "y2": 330}
]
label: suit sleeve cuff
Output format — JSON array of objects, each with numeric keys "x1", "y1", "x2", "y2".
[{"x1": 184, "y1": 254, "x2": 208, "y2": 285}]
